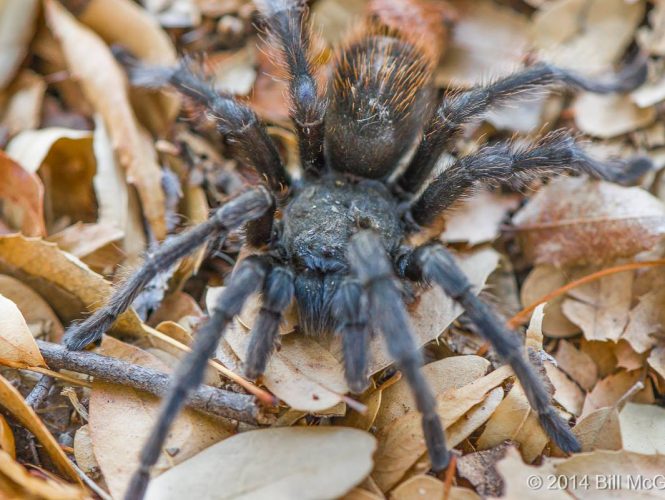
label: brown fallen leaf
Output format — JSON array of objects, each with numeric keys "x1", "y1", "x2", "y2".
[
  {"x1": 372, "y1": 365, "x2": 513, "y2": 492},
  {"x1": 554, "y1": 340, "x2": 598, "y2": 392},
  {"x1": 0, "y1": 294, "x2": 46, "y2": 368},
  {"x1": 573, "y1": 405, "x2": 623, "y2": 453},
  {"x1": 334, "y1": 387, "x2": 383, "y2": 431},
  {"x1": 574, "y1": 93, "x2": 656, "y2": 139},
  {"x1": 513, "y1": 177, "x2": 665, "y2": 267},
  {"x1": 0, "y1": 233, "x2": 143, "y2": 335},
  {"x1": 44, "y1": 0, "x2": 167, "y2": 239},
  {"x1": 144, "y1": 427, "x2": 376, "y2": 500},
  {"x1": 531, "y1": 0, "x2": 644, "y2": 73},
  {"x1": 391, "y1": 475, "x2": 481, "y2": 500},
  {"x1": 622, "y1": 287, "x2": 665, "y2": 353},
  {"x1": 0, "y1": 373, "x2": 81, "y2": 484},
  {"x1": 579, "y1": 338, "x2": 617, "y2": 379},
  {"x1": 619, "y1": 402, "x2": 665, "y2": 455},
  {"x1": 457, "y1": 442, "x2": 511, "y2": 498},
  {"x1": 73, "y1": 424, "x2": 100, "y2": 478},
  {"x1": 0, "y1": 449, "x2": 87, "y2": 500},
  {"x1": 0, "y1": 0, "x2": 39, "y2": 89},
  {"x1": 520, "y1": 266, "x2": 580, "y2": 338},
  {"x1": 0, "y1": 274, "x2": 64, "y2": 341},
  {"x1": 492, "y1": 446, "x2": 565, "y2": 500},
  {"x1": 561, "y1": 268, "x2": 633, "y2": 342},
  {"x1": 545, "y1": 362, "x2": 584, "y2": 416},
  {"x1": 89, "y1": 336, "x2": 234, "y2": 499},
  {"x1": 0, "y1": 414, "x2": 15, "y2": 458},
  {"x1": 47, "y1": 222, "x2": 125, "y2": 274},
  {"x1": 435, "y1": 0, "x2": 530, "y2": 87},
  {"x1": 0, "y1": 69, "x2": 46, "y2": 136},
  {"x1": 581, "y1": 369, "x2": 643, "y2": 418},
  {"x1": 0, "y1": 150, "x2": 45, "y2": 237}
]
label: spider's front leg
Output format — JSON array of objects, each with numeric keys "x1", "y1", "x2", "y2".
[
  {"x1": 125, "y1": 255, "x2": 271, "y2": 500},
  {"x1": 63, "y1": 187, "x2": 273, "y2": 350},
  {"x1": 400, "y1": 244, "x2": 580, "y2": 454},
  {"x1": 348, "y1": 231, "x2": 450, "y2": 471}
]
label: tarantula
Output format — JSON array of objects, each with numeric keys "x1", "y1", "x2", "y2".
[{"x1": 64, "y1": 0, "x2": 649, "y2": 498}]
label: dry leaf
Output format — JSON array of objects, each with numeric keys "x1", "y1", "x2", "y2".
[
  {"x1": 532, "y1": 0, "x2": 644, "y2": 72},
  {"x1": 0, "y1": 294, "x2": 46, "y2": 368},
  {"x1": 73, "y1": 424, "x2": 100, "y2": 477},
  {"x1": 545, "y1": 362, "x2": 584, "y2": 416},
  {"x1": 0, "y1": 373, "x2": 81, "y2": 484},
  {"x1": 89, "y1": 336, "x2": 234, "y2": 499},
  {"x1": 554, "y1": 340, "x2": 598, "y2": 391},
  {"x1": 391, "y1": 475, "x2": 480, "y2": 500},
  {"x1": 441, "y1": 190, "x2": 520, "y2": 245},
  {"x1": 477, "y1": 381, "x2": 549, "y2": 463},
  {"x1": 0, "y1": 150, "x2": 45, "y2": 236},
  {"x1": 436, "y1": 0, "x2": 530, "y2": 87},
  {"x1": 573, "y1": 405, "x2": 622, "y2": 452},
  {"x1": 619, "y1": 402, "x2": 665, "y2": 455},
  {"x1": 374, "y1": 355, "x2": 490, "y2": 430},
  {"x1": 0, "y1": 233, "x2": 143, "y2": 334},
  {"x1": 0, "y1": 449, "x2": 86, "y2": 500},
  {"x1": 513, "y1": 177, "x2": 665, "y2": 267},
  {"x1": 145, "y1": 427, "x2": 376, "y2": 500},
  {"x1": 0, "y1": 0, "x2": 39, "y2": 89},
  {"x1": 574, "y1": 93, "x2": 656, "y2": 138},
  {"x1": 520, "y1": 266, "x2": 580, "y2": 338},
  {"x1": 0, "y1": 414, "x2": 15, "y2": 459},
  {"x1": 581, "y1": 369, "x2": 643, "y2": 418},
  {"x1": 45, "y1": 0, "x2": 167, "y2": 238},
  {"x1": 493, "y1": 446, "x2": 565, "y2": 500},
  {"x1": 372, "y1": 365, "x2": 513, "y2": 491},
  {"x1": 561, "y1": 269, "x2": 633, "y2": 342},
  {"x1": 622, "y1": 288, "x2": 665, "y2": 353},
  {"x1": 0, "y1": 69, "x2": 46, "y2": 136},
  {"x1": 647, "y1": 345, "x2": 665, "y2": 380}
]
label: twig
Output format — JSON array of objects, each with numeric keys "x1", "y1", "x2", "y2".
[
  {"x1": 25, "y1": 374, "x2": 55, "y2": 409},
  {"x1": 507, "y1": 259, "x2": 665, "y2": 329},
  {"x1": 36, "y1": 341, "x2": 272, "y2": 425}
]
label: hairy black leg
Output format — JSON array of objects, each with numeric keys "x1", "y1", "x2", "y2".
[
  {"x1": 332, "y1": 280, "x2": 371, "y2": 394},
  {"x1": 114, "y1": 49, "x2": 289, "y2": 193},
  {"x1": 348, "y1": 231, "x2": 449, "y2": 471},
  {"x1": 409, "y1": 131, "x2": 651, "y2": 227},
  {"x1": 64, "y1": 188, "x2": 273, "y2": 350},
  {"x1": 244, "y1": 266, "x2": 295, "y2": 379},
  {"x1": 398, "y1": 57, "x2": 648, "y2": 193},
  {"x1": 401, "y1": 244, "x2": 580, "y2": 454},
  {"x1": 256, "y1": 0, "x2": 326, "y2": 175},
  {"x1": 124, "y1": 256, "x2": 269, "y2": 500}
]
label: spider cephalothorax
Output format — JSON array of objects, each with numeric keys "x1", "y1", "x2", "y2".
[{"x1": 64, "y1": 1, "x2": 650, "y2": 498}]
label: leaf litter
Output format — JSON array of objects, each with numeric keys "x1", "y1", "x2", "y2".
[{"x1": 1, "y1": 0, "x2": 665, "y2": 499}]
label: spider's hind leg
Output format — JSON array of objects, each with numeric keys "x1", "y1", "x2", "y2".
[
  {"x1": 63, "y1": 187, "x2": 273, "y2": 350},
  {"x1": 348, "y1": 231, "x2": 449, "y2": 471},
  {"x1": 401, "y1": 244, "x2": 580, "y2": 454},
  {"x1": 125, "y1": 255, "x2": 270, "y2": 500}
]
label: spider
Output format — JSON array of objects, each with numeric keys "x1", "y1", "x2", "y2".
[{"x1": 64, "y1": 1, "x2": 650, "y2": 498}]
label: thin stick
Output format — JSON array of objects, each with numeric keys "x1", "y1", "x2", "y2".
[
  {"x1": 144, "y1": 325, "x2": 278, "y2": 406},
  {"x1": 507, "y1": 259, "x2": 665, "y2": 329},
  {"x1": 25, "y1": 375, "x2": 55, "y2": 409},
  {"x1": 36, "y1": 341, "x2": 271, "y2": 425}
]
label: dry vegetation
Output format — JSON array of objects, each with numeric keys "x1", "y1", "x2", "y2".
[{"x1": 1, "y1": 0, "x2": 665, "y2": 499}]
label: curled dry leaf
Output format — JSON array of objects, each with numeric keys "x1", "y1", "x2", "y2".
[
  {"x1": 0, "y1": 374, "x2": 81, "y2": 484},
  {"x1": 44, "y1": 0, "x2": 167, "y2": 239},
  {"x1": 619, "y1": 402, "x2": 665, "y2": 455},
  {"x1": 545, "y1": 363, "x2": 584, "y2": 416},
  {"x1": 580, "y1": 369, "x2": 643, "y2": 418},
  {"x1": 0, "y1": 294, "x2": 46, "y2": 368},
  {"x1": 0, "y1": 150, "x2": 45, "y2": 237},
  {"x1": 554, "y1": 340, "x2": 598, "y2": 392},
  {"x1": 144, "y1": 427, "x2": 376, "y2": 500},
  {"x1": 0, "y1": 449, "x2": 87, "y2": 500},
  {"x1": 493, "y1": 446, "x2": 564, "y2": 500},
  {"x1": 512, "y1": 177, "x2": 665, "y2": 267},
  {"x1": 0, "y1": 0, "x2": 39, "y2": 89},
  {"x1": 0, "y1": 69, "x2": 46, "y2": 136},
  {"x1": 0, "y1": 274, "x2": 64, "y2": 341},
  {"x1": 89, "y1": 336, "x2": 234, "y2": 499},
  {"x1": 73, "y1": 424, "x2": 100, "y2": 477},
  {"x1": 572, "y1": 404, "x2": 622, "y2": 453},
  {"x1": 622, "y1": 287, "x2": 665, "y2": 353},
  {"x1": 372, "y1": 365, "x2": 513, "y2": 492},
  {"x1": 531, "y1": 0, "x2": 644, "y2": 73},
  {"x1": 0, "y1": 233, "x2": 143, "y2": 335}
]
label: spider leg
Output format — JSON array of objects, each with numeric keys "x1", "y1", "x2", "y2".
[
  {"x1": 64, "y1": 187, "x2": 273, "y2": 350},
  {"x1": 332, "y1": 279, "x2": 371, "y2": 394},
  {"x1": 400, "y1": 243, "x2": 580, "y2": 454},
  {"x1": 398, "y1": 57, "x2": 648, "y2": 194},
  {"x1": 124, "y1": 255, "x2": 270, "y2": 500},
  {"x1": 409, "y1": 131, "x2": 651, "y2": 227},
  {"x1": 114, "y1": 49, "x2": 289, "y2": 193},
  {"x1": 348, "y1": 231, "x2": 449, "y2": 471},
  {"x1": 244, "y1": 265, "x2": 295, "y2": 379},
  {"x1": 256, "y1": 0, "x2": 326, "y2": 176}
]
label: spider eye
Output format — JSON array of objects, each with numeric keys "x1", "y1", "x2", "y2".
[{"x1": 357, "y1": 216, "x2": 373, "y2": 229}]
